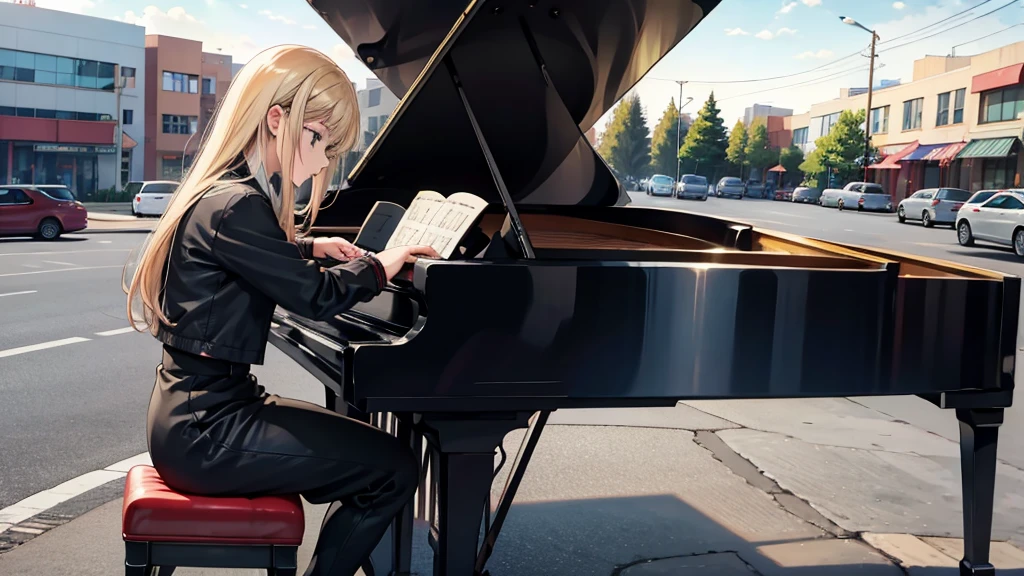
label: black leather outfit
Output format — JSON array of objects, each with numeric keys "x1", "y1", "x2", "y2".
[{"x1": 146, "y1": 160, "x2": 416, "y2": 576}]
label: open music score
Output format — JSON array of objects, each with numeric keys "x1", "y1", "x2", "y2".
[{"x1": 381, "y1": 190, "x2": 487, "y2": 259}]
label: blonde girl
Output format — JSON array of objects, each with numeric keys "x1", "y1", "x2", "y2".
[{"x1": 126, "y1": 45, "x2": 437, "y2": 576}]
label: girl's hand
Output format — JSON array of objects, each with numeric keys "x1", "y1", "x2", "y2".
[
  {"x1": 375, "y1": 245, "x2": 441, "y2": 280},
  {"x1": 312, "y1": 237, "x2": 365, "y2": 260}
]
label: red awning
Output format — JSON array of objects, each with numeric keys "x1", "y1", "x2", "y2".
[
  {"x1": 972, "y1": 63, "x2": 1024, "y2": 94},
  {"x1": 768, "y1": 164, "x2": 786, "y2": 173},
  {"x1": 921, "y1": 141, "x2": 967, "y2": 166},
  {"x1": 869, "y1": 141, "x2": 918, "y2": 170},
  {"x1": 122, "y1": 131, "x2": 138, "y2": 150}
]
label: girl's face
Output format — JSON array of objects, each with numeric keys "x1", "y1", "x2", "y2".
[{"x1": 292, "y1": 120, "x2": 334, "y2": 186}]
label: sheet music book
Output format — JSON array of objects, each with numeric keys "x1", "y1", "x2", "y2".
[{"x1": 355, "y1": 191, "x2": 488, "y2": 259}]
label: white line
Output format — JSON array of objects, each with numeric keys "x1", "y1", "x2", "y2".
[
  {"x1": 98, "y1": 241, "x2": 112, "y2": 244},
  {"x1": 0, "y1": 265, "x2": 121, "y2": 278},
  {"x1": 42, "y1": 260, "x2": 76, "y2": 267},
  {"x1": 0, "y1": 290, "x2": 36, "y2": 298},
  {"x1": 0, "y1": 249, "x2": 129, "y2": 257},
  {"x1": 95, "y1": 327, "x2": 136, "y2": 337},
  {"x1": 0, "y1": 337, "x2": 91, "y2": 359},
  {"x1": 21, "y1": 264, "x2": 40, "y2": 269},
  {"x1": 0, "y1": 452, "x2": 150, "y2": 533}
]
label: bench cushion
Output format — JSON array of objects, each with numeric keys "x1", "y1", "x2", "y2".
[{"x1": 121, "y1": 465, "x2": 304, "y2": 545}]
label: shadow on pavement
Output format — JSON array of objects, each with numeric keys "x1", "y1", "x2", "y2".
[{"x1": 0, "y1": 236, "x2": 88, "y2": 244}]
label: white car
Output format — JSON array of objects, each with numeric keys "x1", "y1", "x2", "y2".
[
  {"x1": 955, "y1": 190, "x2": 1024, "y2": 257},
  {"x1": 129, "y1": 181, "x2": 179, "y2": 216},
  {"x1": 897, "y1": 187, "x2": 971, "y2": 227}
]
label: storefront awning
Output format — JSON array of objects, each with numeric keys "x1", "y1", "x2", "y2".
[
  {"x1": 921, "y1": 141, "x2": 967, "y2": 166},
  {"x1": 869, "y1": 141, "x2": 918, "y2": 170},
  {"x1": 768, "y1": 164, "x2": 786, "y2": 173},
  {"x1": 972, "y1": 63, "x2": 1024, "y2": 94},
  {"x1": 122, "y1": 131, "x2": 138, "y2": 150},
  {"x1": 956, "y1": 137, "x2": 1019, "y2": 160},
  {"x1": 903, "y1": 143, "x2": 949, "y2": 161}
]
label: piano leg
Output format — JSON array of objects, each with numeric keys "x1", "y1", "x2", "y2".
[
  {"x1": 956, "y1": 408, "x2": 1002, "y2": 576},
  {"x1": 391, "y1": 416, "x2": 418, "y2": 576},
  {"x1": 418, "y1": 413, "x2": 533, "y2": 576}
]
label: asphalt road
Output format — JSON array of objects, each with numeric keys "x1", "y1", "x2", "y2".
[
  {"x1": 2, "y1": 197, "x2": 1022, "y2": 512},
  {"x1": 629, "y1": 191, "x2": 1024, "y2": 468},
  {"x1": 0, "y1": 231, "x2": 324, "y2": 511}
]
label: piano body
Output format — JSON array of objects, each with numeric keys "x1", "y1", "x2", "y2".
[{"x1": 271, "y1": 0, "x2": 1021, "y2": 574}]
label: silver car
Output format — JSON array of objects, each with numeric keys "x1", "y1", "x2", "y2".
[
  {"x1": 715, "y1": 177, "x2": 745, "y2": 199},
  {"x1": 646, "y1": 174, "x2": 675, "y2": 197},
  {"x1": 791, "y1": 186, "x2": 821, "y2": 204},
  {"x1": 897, "y1": 187, "x2": 971, "y2": 227},
  {"x1": 676, "y1": 174, "x2": 708, "y2": 201}
]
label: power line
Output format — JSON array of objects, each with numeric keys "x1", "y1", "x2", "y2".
[
  {"x1": 950, "y1": 22, "x2": 1024, "y2": 55},
  {"x1": 878, "y1": 0, "x2": 996, "y2": 45},
  {"x1": 878, "y1": 0, "x2": 1019, "y2": 55},
  {"x1": 717, "y1": 63, "x2": 874, "y2": 102},
  {"x1": 647, "y1": 48, "x2": 864, "y2": 85}
]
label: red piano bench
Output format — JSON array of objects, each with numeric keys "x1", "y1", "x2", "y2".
[{"x1": 121, "y1": 465, "x2": 304, "y2": 576}]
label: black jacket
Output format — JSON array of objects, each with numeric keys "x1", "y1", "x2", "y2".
[{"x1": 155, "y1": 165, "x2": 386, "y2": 365}]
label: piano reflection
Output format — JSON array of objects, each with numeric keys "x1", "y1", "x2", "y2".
[{"x1": 271, "y1": 0, "x2": 1021, "y2": 574}]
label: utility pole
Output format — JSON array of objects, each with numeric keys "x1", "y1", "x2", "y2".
[
  {"x1": 675, "y1": 80, "x2": 687, "y2": 187},
  {"x1": 864, "y1": 31, "x2": 877, "y2": 183},
  {"x1": 114, "y1": 63, "x2": 125, "y2": 198}
]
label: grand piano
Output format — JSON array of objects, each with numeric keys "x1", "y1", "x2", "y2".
[{"x1": 270, "y1": 0, "x2": 1021, "y2": 574}]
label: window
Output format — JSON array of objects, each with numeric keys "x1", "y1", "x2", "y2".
[
  {"x1": 792, "y1": 127, "x2": 808, "y2": 145},
  {"x1": 953, "y1": 88, "x2": 965, "y2": 124},
  {"x1": 936, "y1": 89, "x2": 966, "y2": 126},
  {"x1": 984, "y1": 194, "x2": 1024, "y2": 209},
  {"x1": 37, "y1": 186, "x2": 75, "y2": 201},
  {"x1": 651, "y1": 175, "x2": 673, "y2": 184},
  {"x1": 162, "y1": 114, "x2": 198, "y2": 134},
  {"x1": 0, "y1": 48, "x2": 118, "y2": 91},
  {"x1": 968, "y1": 190, "x2": 997, "y2": 204},
  {"x1": 379, "y1": 114, "x2": 389, "y2": 127},
  {"x1": 814, "y1": 112, "x2": 840, "y2": 136},
  {"x1": 937, "y1": 188, "x2": 971, "y2": 202},
  {"x1": 902, "y1": 98, "x2": 923, "y2": 130},
  {"x1": 862, "y1": 184, "x2": 886, "y2": 195},
  {"x1": 979, "y1": 85, "x2": 1024, "y2": 124},
  {"x1": 368, "y1": 116, "x2": 379, "y2": 132},
  {"x1": 870, "y1": 106, "x2": 889, "y2": 134},
  {"x1": 162, "y1": 71, "x2": 199, "y2": 93},
  {"x1": 123, "y1": 109, "x2": 133, "y2": 125},
  {"x1": 141, "y1": 183, "x2": 178, "y2": 194},
  {"x1": 0, "y1": 189, "x2": 31, "y2": 205},
  {"x1": 936, "y1": 92, "x2": 950, "y2": 126},
  {"x1": 35, "y1": 109, "x2": 56, "y2": 118},
  {"x1": 367, "y1": 88, "x2": 381, "y2": 107},
  {"x1": 202, "y1": 77, "x2": 215, "y2": 95}
]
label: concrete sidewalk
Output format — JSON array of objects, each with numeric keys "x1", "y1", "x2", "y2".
[
  {"x1": 3, "y1": 401, "x2": 1024, "y2": 575},
  {"x1": 79, "y1": 203, "x2": 155, "y2": 233}
]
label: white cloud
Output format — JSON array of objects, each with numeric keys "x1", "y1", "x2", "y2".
[
  {"x1": 121, "y1": 6, "x2": 260, "y2": 60},
  {"x1": 776, "y1": 27, "x2": 798, "y2": 36},
  {"x1": 778, "y1": 1, "x2": 798, "y2": 14},
  {"x1": 238, "y1": 3, "x2": 248, "y2": 7},
  {"x1": 35, "y1": 0, "x2": 95, "y2": 13},
  {"x1": 258, "y1": 9, "x2": 296, "y2": 25},
  {"x1": 795, "y1": 49, "x2": 835, "y2": 59},
  {"x1": 893, "y1": 1, "x2": 906, "y2": 8},
  {"x1": 801, "y1": 0, "x2": 822, "y2": 6},
  {"x1": 724, "y1": 27, "x2": 751, "y2": 36},
  {"x1": 303, "y1": 24, "x2": 317, "y2": 30},
  {"x1": 755, "y1": 29, "x2": 775, "y2": 40},
  {"x1": 332, "y1": 43, "x2": 356, "y2": 64}
]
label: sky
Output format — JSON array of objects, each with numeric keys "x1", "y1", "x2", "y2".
[{"x1": 37, "y1": 0, "x2": 1024, "y2": 137}]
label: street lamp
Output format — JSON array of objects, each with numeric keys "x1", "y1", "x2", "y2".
[
  {"x1": 113, "y1": 64, "x2": 129, "y2": 198},
  {"x1": 839, "y1": 15, "x2": 879, "y2": 183},
  {"x1": 674, "y1": 80, "x2": 694, "y2": 186}
]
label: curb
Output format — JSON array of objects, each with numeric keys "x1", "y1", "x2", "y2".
[{"x1": 74, "y1": 228, "x2": 153, "y2": 235}]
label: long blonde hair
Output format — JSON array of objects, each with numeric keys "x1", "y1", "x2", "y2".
[{"x1": 125, "y1": 45, "x2": 359, "y2": 333}]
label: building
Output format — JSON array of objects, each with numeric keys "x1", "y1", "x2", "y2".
[
  {"x1": 743, "y1": 103, "x2": 792, "y2": 127},
  {"x1": 356, "y1": 78, "x2": 399, "y2": 151},
  {"x1": 789, "y1": 41, "x2": 1024, "y2": 200},
  {"x1": 199, "y1": 51, "x2": 234, "y2": 139},
  {"x1": 0, "y1": 1, "x2": 145, "y2": 200},
  {"x1": 144, "y1": 35, "x2": 203, "y2": 181}
]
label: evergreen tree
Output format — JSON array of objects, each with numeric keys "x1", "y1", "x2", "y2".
[
  {"x1": 779, "y1": 144, "x2": 804, "y2": 187},
  {"x1": 744, "y1": 119, "x2": 775, "y2": 182},
  {"x1": 607, "y1": 93, "x2": 651, "y2": 180},
  {"x1": 678, "y1": 92, "x2": 728, "y2": 178},
  {"x1": 597, "y1": 99, "x2": 630, "y2": 160},
  {"x1": 725, "y1": 120, "x2": 748, "y2": 177},
  {"x1": 799, "y1": 109, "x2": 874, "y2": 186},
  {"x1": 650, "y1": 98, "x2": 681, "y2": 177}
]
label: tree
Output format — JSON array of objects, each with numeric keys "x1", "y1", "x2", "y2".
[
  {"x1": 744, "y1": 119, "x2": 775, "y2": 182},
  {"x1": 602, "y1": 93, "x2": 651, "y2": 178},
  {"x1": 678, "y1": 92, "x2": 728, "y2": 179},
  {"x1": 650, "y1": 98, "x2": 681, "y2": 177},
  {"x1": 779, "y1": 144, "x2": 804, "y2": 187},
  {"x1": 799, "y1": 109, "x2": 874, "y2": 187},
  {"x1": 725, "y1": 120, "x2": 748, "y2": 176}
]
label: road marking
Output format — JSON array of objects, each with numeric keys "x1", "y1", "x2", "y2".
[
  {"x1": 95, "y1": 327, "x2": 136, "y2": 337},
  {"x1": 0, "y1": 452, "x2": 150, "y2": 532},
  {"x1": 98, "y1": 240, "x2": 112, "y2": 244},
  {"x1": 0, "y1": 249, "x2": 129, "y2": 257},
  {"x1": 21, "y1": 264, "x2": 40, "y2": 268},
  {"x1": 0, "y1": 290, "x2": 36, "y2": 298},
  {"x1": 0, "y1": 337, "x2": 91, "y2": 359},
  {"x1": 0, "y1": 265, "x2": 121, "y2": 278},
  {"x1": 42, "y1": 260, "x2": 75, "y2": 267}
]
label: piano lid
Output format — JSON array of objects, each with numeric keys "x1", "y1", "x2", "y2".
[{"x1": 308, "y1": 0, "x2": 720, "y2": 207}]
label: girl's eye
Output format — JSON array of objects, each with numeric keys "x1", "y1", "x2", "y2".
[{"x1": 305, "y1": 127, "x2": 323, "y2": 147}]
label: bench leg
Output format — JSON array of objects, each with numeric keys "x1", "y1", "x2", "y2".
[
  {"x1": 124, "y1": 541, "x2": 157, "y2": 576},
  {"x1": 269, "y1": 545, "x2": 298, "y2": 576}
]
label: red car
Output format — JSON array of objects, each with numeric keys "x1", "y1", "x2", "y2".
[{"x1": 0, "y1": 185, "x2": 88, "y2": 240}]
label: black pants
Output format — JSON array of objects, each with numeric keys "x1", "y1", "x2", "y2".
[{"x1": 147, "y1": 346, "x2": 418, "y2": 576}]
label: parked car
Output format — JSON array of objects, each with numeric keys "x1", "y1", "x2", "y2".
[
  {"x1": 646, "y1": 174, "x2": 675, "y2": 197},
  {"x1": 955, "y1": 190, "x2": 1024, "y2": 257},
  {"x1": 676, "y1": 174, "x2": 708, "y2": 200},
  {"x1": 773, "y1": 187, "x2": 792, "y2": 201},
  {"x1": 129, "y1": 180, "x2": 179, "y2": 216},
  {"x1": 791, "y1": 186, "x2": 821, "y2": 204},
  {"x1": 0, "y1": 185, "x2": 88, "y2": 240},
  {"x1": 897, "y1": 187, "x2": 971, "y2": 227},
  {"x1": 715, "y1": 177, "x2": 745, "y2": 199},
  {"x1": 964, "y1": 189, "x2": 999, "y2": 207},
  {"x1": 820, "y1": 182, "x2": 893, "y2": 212}
]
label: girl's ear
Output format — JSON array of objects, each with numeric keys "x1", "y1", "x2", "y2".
[{"x1": 266, "y1": 105, "x2": 285, "y2": 137}]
